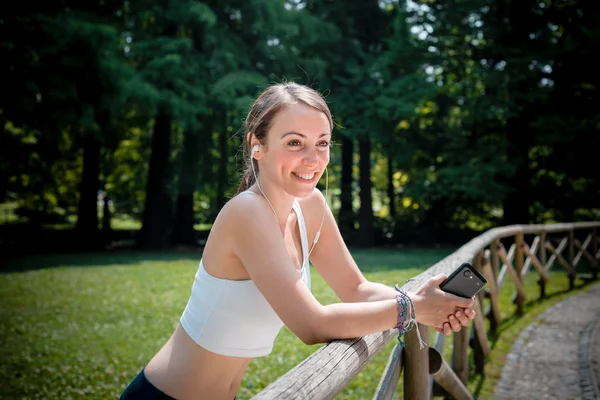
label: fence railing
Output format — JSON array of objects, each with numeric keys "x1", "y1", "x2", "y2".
[{"x1": 252, "y1": 222, "x2": 600, "y2": 399}]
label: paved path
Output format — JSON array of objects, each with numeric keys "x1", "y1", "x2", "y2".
[{"x1": 496, "y1": 282, "x2": 600, "y2": 400}]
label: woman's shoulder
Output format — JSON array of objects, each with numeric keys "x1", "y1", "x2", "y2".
[
  {"x1": 296, "y1": 188, "x2": 327, "y2": 225},
  {"x1": 213, "y1": 191, "x2": 278, "y2": 231},
  {"x1": 217, "y1": 191, "x2": 264, "y2": 220}
]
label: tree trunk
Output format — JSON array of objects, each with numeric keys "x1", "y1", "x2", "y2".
[
  {"x1": 139, "y1": 109, "x2": 173, "y2": 249},
  {"x1": 216, "y1": 125, "x2": 229, "y2": 211},
  {"x1": 338, "y1": 135, "x2": 355, "y2": 235},
  {"x1": 357, "y1": 136, "x2": 375, "y2": 246},
  {"x1": 171, "y1": 130, "x2": 202, "y2": 247},
  {"x1": 387, "y1": 146, "x2": 396, "y2": 221},
  {"x1": 75, "y1": 133, "x2": 101, "y2": 246},
  {"x1": 502, "y1": 163, "x2": 531, "y2": 225},
  {"x1": 501, "y1": 0, "x2": 535, "y2": 226}
]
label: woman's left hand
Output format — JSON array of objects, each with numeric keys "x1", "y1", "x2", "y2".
[{"x1": 435, "y1": 307, "x2": 476, "y2": 336}]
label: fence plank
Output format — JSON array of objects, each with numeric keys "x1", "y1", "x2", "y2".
[
  {"x1": 521, "y1": 236, "x2": 540, "y2": 276},
  {"x1": 593, "y1": 228, "x2": 598, "y2": 262},
  {"x1": 429, "y1": 332, "x2": 446, "y2": 396},
  {"x1": 539, "y1": 232, "x2": 548, "y2": 297},
  {"x1": 497, "y1": 242, "x2": 515, "y2": 289},
  {"x1": 574, "y1": 235, "x2": 594, "y2": 267},
  {"x1": 373, "y1": 344, "x2": 403, "y2": 400},
  {"x1": 522, "y1": 242, "x2": 549, "y2": 282},
  {"x1": 568, "y1": 230, "x2": 576, "y2": 289},
  {"x1": 545, "y1": 239, "x2": 572, "y2": 273},
  {"x1": 482, "y1": 260, "x2": 502, "y2": 335},
  {"x1": 429, "y1": 348, "x2": 474, "y2": 400},
  {"x1": 498, "y1": 243, "x2": 526, "y2": 314},
  {"x1": 252, "y1": 330, "x2": 396, "y2": 399},
  {"x1": 544, "y1": 237, "x2": 567, "y2": 271},
  {"x1": 473, "y1": 298, "x2": 490, "y2": 357},
  {"x1": 514, "y1": 233, "x2": 525, "y2": 314},
  {"x1": 452, "y1": 327, "x2": 470, "y2": 384},
  {"x1": 404, "y1": 324, "x2": 430, "y2": 400}
]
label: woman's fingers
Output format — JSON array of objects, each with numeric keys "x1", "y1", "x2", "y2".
[
  {"x1": 444, "y1": 292, "x2": 476, "y2": 308},
  {"x1": 463, "y1": 307, "x2": 476, "y2": 319},
  {"x1": 442, "y1": 322, "x2": 452, "y2": 336},
  {"x1": 447, "y1": 315, "x2": 461, "y2": 332},
  {"x1": 454, "y1": 310, "x2": 470, "y2": 327}
]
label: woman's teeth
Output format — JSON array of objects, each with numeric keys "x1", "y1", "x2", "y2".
[{"x1": 294, "y1": 172, "x2": 315, "y2": 180}]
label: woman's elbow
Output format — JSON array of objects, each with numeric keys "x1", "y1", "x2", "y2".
[
  {"x1": 295, "y1": 311, "x2": 330, "y2": 345},
  {"x1": 299, "y1": 334, "x2": 320, "y2": 346}
]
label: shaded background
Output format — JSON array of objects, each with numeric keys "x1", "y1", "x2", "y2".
[{"x1": 2, "y1": 0, "x2": 599, "y2": 255}]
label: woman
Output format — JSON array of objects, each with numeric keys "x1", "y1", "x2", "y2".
[{"x1": 121, "y1": 82, "x2": 476, "y2": 400}]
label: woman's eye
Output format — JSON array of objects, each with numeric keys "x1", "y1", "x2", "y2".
[
  {"x1": 287, "y1": 140, "x2": 302, "y2": 147},
  {"x1": 318, "y1": 141, "x2": 331, "y2": 148}
]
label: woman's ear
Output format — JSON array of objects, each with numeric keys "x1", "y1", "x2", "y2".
[
  {"x1": 248, "y1": 133, "x2": 263, "y2": 160},
  {"x1": 251, "y1": 144, "x2": 261, "y2": 160}
]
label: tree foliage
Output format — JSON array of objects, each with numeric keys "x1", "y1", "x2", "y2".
[{"x1": 2, "y1": 0, "x2": 598, "y2": 248}]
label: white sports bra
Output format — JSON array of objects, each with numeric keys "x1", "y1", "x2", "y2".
[{"x1": 179, "y1": 191, "x2": 312, "y2": 357}]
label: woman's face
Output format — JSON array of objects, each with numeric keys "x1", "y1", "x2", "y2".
[{"x1": 256, "y1": 103, "x2": 331, "y2": 198}]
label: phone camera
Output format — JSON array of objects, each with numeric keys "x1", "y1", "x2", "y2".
[{"x1": 463, "y1": 269, "x2": 472, "y2": 278}]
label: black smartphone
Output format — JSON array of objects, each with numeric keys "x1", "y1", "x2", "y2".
[{"x1": 439, "y1": 262, "x2": 487, "y2": 298}]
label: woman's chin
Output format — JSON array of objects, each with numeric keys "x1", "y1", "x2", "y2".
[{"x1": 286, "y1": 185, "x2": 315, "y2": 198}]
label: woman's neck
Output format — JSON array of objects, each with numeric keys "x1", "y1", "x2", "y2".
[{"x1": 249, "y1": 180, "x2": 295, "y2": 229}]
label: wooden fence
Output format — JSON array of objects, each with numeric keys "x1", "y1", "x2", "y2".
[{"x1": 252, "y1": 222, "x2": 600, "y2": 399}]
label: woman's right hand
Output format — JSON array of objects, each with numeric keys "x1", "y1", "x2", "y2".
[{"x1": 408, "y1": 274, "x2": 476, "y2": 333}]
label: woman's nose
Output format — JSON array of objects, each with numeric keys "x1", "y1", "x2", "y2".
[{"x1": 303, "y1": 149, "x2": 318, "y2": 167}]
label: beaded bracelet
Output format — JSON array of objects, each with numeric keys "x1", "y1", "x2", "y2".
[
  {"x1": 395, "y1": 285, "x2": 416, "y2": 329},
  {"x1": 395, "y1": 295, "x2": 409, "y2": 347},
  {"x1": 394, "y1": 285, "x2": 427, "y2": 349}
]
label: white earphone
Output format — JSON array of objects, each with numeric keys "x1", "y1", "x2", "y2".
[{"x1": 249, "y1": 143, "x2": 327, "y2": 256}]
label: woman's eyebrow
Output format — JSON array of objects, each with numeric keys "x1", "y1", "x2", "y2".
[{"x1": 280, "y1": 132, "x2": 331, "y2": 139}]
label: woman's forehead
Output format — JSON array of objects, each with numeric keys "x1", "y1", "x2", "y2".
[{"x1": 270, "y1": 103, "x2": 331, "y2": 138}]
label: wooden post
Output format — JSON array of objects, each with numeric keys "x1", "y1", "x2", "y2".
[
  {"x1": 539, "y1": 231, "x2": 547, "y2": 298},
  {"x1": 593, "y1": 228, "x2": 599, "y2": 280},
  {"x1": 490, "y1": 240, "x2": 500, "y2": 278},
  {"x1": 488, "y1": 242, "x2": 500, "y2": 336},
  {"x1": 452, "y1": 326, "x2": 470, "y2": 384},
  {"x1": 404, "y1": 324, "x2": 430, "y2": 400},
  {"x1": 568, "y1": 230, "x2": 575, "y2": 290},
  {"x1": 428, "y1": 348, "x2": 474, "y2": 400},
  {"x1": 514, "y1": 233, "x2": 525, "y2": 315},
  {"x1": 471, "y1": 253, "x2": 487, "y2": 375}
]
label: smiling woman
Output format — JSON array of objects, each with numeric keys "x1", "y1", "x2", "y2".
[
  {"x1": 120, "y1": 82, "x2": 477, "y2": 400},
  {"x1": 236, "y1": 83, "x2": 334, "y2": 198}
]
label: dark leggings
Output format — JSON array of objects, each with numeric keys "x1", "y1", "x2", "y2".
[
  {"x1": 120, "y1": 369, "x2": 176, "y2": 400},
  {"x1": 120, "y1": 368, "x2": 237, "y2": 400}
]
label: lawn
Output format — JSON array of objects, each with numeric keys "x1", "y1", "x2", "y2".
[{"x1": 0, "y1": 248, "x2": 593, "y2": 399}]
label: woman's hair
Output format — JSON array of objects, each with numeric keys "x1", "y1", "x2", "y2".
[{"x1": 236, "y1": 82, "x2": 333, "y2": 194}]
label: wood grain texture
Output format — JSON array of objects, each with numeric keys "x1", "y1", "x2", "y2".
[
  {"x1": 373, "y1": 344, "x2": 403, "y2": 400},
  {"x1": 252, "y1": 330, "x2": 396, "y2": 399}
]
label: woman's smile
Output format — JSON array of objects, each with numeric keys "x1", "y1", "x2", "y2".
[{"x1": 292, "y1": 171, "x2": 318, "y2": 183}]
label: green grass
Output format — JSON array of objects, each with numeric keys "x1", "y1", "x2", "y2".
[{"x1": 0, "y1": 249, "x2": 593, "y2": 399}]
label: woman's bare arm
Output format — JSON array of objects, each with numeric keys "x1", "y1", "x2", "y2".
[{"x1": 224, "y1": 194, "x2": 474, "y2": 344}]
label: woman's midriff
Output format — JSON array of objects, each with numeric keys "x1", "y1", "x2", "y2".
[{"x1": 144, "y1": 323, "x2": 252, "y2": 400}]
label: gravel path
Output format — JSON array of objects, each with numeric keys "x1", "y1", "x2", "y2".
[{"x1": 495, "y1": 282, "x2": 600, "y2": 400}]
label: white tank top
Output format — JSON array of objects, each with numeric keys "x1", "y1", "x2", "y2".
[{"x1": 180, "y1": 191, "x2": 312, "y2": 357}]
